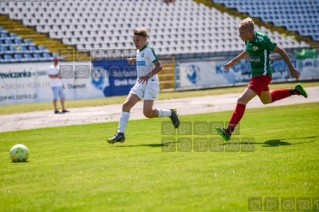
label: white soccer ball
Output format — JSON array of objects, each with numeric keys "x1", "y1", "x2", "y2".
[{"x1": 9, "y1": 144, "x2": 29, "y2": 162}]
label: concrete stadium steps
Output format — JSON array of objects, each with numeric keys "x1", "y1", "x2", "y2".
[
  {"x1": 0, "y1": 15, "x2": 91, "y2": 61},
  {"x1": 159, "y1": 61, "x2": 175, "y2": 90},
  {"x1": 193, "y1": 0, "x2": 319, "y2": 48}
]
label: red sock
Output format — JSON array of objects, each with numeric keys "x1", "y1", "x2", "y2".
[
  {"x1": 271, "y1": 89, "x2": 296, "y2": 103},
  {"x1": 227, "y1": 103, "x2": 246, "y2": 133}
]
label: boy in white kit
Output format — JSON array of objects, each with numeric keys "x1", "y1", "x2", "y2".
[{"x1": 107, "y1": 27, "x2": 179, "y2": 144}]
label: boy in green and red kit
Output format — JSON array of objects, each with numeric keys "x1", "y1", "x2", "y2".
[{"x1": 216, "y1": 17, "x2": 308, "y2": 141}]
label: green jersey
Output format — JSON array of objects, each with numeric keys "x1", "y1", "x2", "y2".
[{"x1": 245, "y1": 31, "x2": 277, "y2": 77}]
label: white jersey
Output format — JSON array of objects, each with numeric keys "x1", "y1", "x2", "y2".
[
  {"x1": 135, "y1": 45, "x2": 159, "y2": 85},
  {"x1": 47, "y1": 65, "x2": 63, "y2": 87}
]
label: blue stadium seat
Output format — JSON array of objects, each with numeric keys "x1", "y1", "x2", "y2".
[
  {"x1": 39, "y1": 46, "x2": 48, "y2": 52},
  {"x1": 1, "y1": 46, "x2": 9, "y2": 53},
  {"x1": 15, "y1": 39, "x2": 23, "y2": 45},
  {"x1": 19, "y1": 46, "x2": 28, "y2": 53},
  {"x1": 14, "y1": 54, "x2": 24, "y2": 62},
  {"x1": 1, "y1": 33, "x2": 9, "y2": 39},
  {"x1": 29, "y1": 46, "x2": 39, "y2": 52},
  {"x1": 43, "y1": 53, "x2": 53, "y2": 60},
  {"x1": 4, "y1": 55, "x2": 15, "y2": 62},
  {"x1": 24, "y1": 39, "x2": 32, "y2": 45},
  {"x1": 33, "y1": 53, "x2": 43, "y2": 61},
  {"x1": 10, "y1": 46, "x2": 18, "y2": 52},
  {"x1": 24, "y1": 53, "x2": 34, "y2": 61},
  {"x1": 10, "y1": 33, "x2": 17, "y2": 38},
  {"x1": 5, "y1": 39, "x2": 13, "y2": 45}
]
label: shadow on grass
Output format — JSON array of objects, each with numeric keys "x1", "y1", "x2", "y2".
[
  {"x1": 109, "y1": 142, "x2": 174, "y2": 148},
  {"x1": 109, "y1": 136, "x2": 316, "y2": 148},
  {"x1": 259, "y1": 136, "x2": 316, "y2": 147}
]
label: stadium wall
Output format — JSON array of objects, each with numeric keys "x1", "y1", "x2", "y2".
[
  {"x1": 175, "y1": 54, "x2": 319, "y2": 90},
  {"x1": 0, "y1": 61, "x2": 107, "y2": 105},
  {"x1": 1, "y1": 53, "x2": 318, "y2": 105}
]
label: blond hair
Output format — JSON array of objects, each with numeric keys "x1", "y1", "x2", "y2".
[
  {"x1": 133, "y1": 27, "x2": 148, "y2": 37},
  {"x1": 238, "y1": 17, "x2": 254, "y2": 31}
]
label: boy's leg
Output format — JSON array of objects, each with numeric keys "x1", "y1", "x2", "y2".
[
  {"x1": 216, "y1": 88, "x2": 256, "y2": 141},
  {"x1": 143, "y1": 100, "x2": 158, "y2": 118},
  {"x1": 118, "y1": 93, "x2": 140, "y2": 132},
  {"x1": 144, "y1": 84, "x2": 180, "y2": 128},
  {"x1": 270, "y1": 83, "x2": 308, "y2": 102},
  {"x1": 157, "y1": 108, "x2": 179, "y2": 128},
  {"x1": 229, "y1": 88, "x2": 256, "y2": 131},
  {"x1": 107, "y1": 93, "x2": 140, "y2": 144},
  {"x1": 217, "y1": 76, "x2": 268, "y2": 141},
  {"x1": 261, "y1": 83, "x2": 308, "y2": 104}
]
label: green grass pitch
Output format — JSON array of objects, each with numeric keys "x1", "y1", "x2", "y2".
[{"x1": 0, "y1": 103, "x2": 318, "y2": 211}]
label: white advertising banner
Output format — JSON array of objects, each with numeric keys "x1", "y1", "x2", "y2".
[
  {"x1": 0, "y1": 62, "x2": 108, "y2": 105},
  {"x1": 178, "y1": 61, "x2": 247, "y2": 88},
  {"x1": 178, "y1": 57, "x2": 319, "y2": 89}
]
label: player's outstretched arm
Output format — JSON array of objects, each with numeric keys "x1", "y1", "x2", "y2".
[
  {"x1": 224, "y1": 50, "x2": 248, "y2": 69},
  {"x1": 274, "y1": 46, "x2": 300, "y2": 80}
]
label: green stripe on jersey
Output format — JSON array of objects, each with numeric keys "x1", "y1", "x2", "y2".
[{"x1": 149, "y1": 47, "x2": 158, "y2": 62}]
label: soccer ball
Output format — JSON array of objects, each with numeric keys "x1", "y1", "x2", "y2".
[{"x1": 9, "y1": 144, "x2": 29, "y2": 162}]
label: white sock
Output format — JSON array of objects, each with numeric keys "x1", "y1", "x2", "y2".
[
  {"x1": 117, "y1": 112, "x2": 130, "y2": 133},
  {"x1": 157, "y1": 109, "x2": 171, "y2": 117}
]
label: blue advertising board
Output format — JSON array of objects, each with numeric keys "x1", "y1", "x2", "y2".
[{"x1": 92, "y1": 60, "x2": 137, "y2": 97}]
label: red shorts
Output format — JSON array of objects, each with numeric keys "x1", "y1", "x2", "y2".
[{"x1": 247, "y1": 75, "x2": 272, "y2": 96}]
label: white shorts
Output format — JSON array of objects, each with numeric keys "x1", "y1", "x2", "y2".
[{"x1": 130, "y1": 83, "x2": 160, "y2": 100}]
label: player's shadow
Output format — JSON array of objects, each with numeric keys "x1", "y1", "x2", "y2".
[
  {"x1": 262, "y1": 139, "x2": 291, "y2": 147},
  {"x1": 110, "y1": 143, "x2": 169, "y2": 148},
  {"x1": 110, "y1": 141, "x2": 176, "y2": 148},
  {"x1": 110, "y1": 136, "x2": 316, "y2": 148},
  {"x1": 258, "y1": 136, "x2": 316, "y2": 147}
]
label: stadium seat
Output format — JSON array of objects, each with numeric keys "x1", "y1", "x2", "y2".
[
  {"x1": 24, "y1": 53, "x2": 34, "y2": 61},
  {"x1": 10, "y1": 33, "x2": 17, "y2": 38},
  {"x1": 0, "y1": 0, "x2": 316, "y2": 57},
  {"x1": 33, "y1": 53, "x2": 43, "y2": 61},
  {"x1": 38, "y1": 46, "x2": 48, "y2": 52},
  {"x1": 1, "y1": 33, "x2": 9, "y2": 39},
  {"x1": 1, "y1": 46, "x2": 9, "y2": 53},
  {"x1": 15, "y1": 39, "x2": 23, "y2": 45},
  {"x1": 29, "y1": 46, "x2": 39, "y2": 52},
  {"x1": 10, "y1": 46, "x2": 18, "y2": 52},
  {"x1": 5, "y1": 39, "x2": 13, "y2": 45},
  {"x1": 14, "y1": 54, "x2": 24, "y2": 62},
  {"x1": 210, "y1": 0, "x2": 319, "y2": 42},
  {"x1": 19, "y1": 46, "x2": 28, "y2": 53},
  {"x1": 4, "y1": 55, "x2": 14, "y2": 62},
  {"x1": 24, "y1": 39, "x2": 32, "y2": 45},
  {"x1": 43, "y1": 53, "x2": 52, "y2": 60}
]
